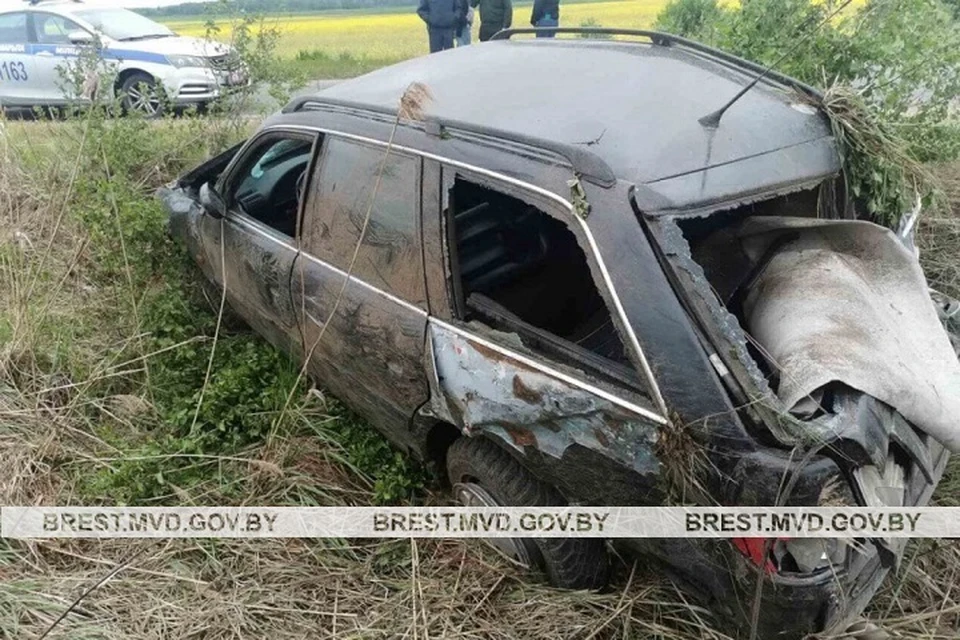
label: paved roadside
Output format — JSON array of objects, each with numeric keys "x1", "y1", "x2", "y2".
[{"x1": 245, "y1": 78, "x2": 342, "y2": 114}]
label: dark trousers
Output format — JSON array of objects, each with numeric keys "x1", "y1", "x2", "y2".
[
  {"x1": 535, "y1": 17, "x2": 558, "y2": 37},
  {"x1": 428, "y1": 27, "x2": 455, "y2": 52},
  {"x1": 479, "y1": 22, "x2": 505, "y2": 42}
]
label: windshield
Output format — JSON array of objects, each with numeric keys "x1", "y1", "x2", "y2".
[{"x1": 74, "y1": 9, "x2": 174, "y2": 41}]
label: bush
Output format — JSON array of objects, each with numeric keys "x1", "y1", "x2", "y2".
[
  {"x1": 655, "y1": 0, "x2": 960, "y2": 224},
  {"x1": 653, "y1": 0, "x2": 721, "y2": 40},
  {"x1": 578, "y1": 17, "x2": 612, "y2": 38}
]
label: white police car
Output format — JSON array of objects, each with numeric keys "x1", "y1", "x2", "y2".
[{"x1": 0, "y1": 0, "x2": 246, "y2": 116}]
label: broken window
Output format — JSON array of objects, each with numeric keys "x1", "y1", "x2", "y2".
[
  {"x1": 674, "y1": 186, "x2": 825, "y2": 387},
  {"x1": 446, "y1": 177, "x2": 639, "y2": 389}
]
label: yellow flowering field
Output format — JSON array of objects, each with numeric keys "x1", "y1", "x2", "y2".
[{"x1": 163, "y1": 1, "x2": 671, "y2": 64}]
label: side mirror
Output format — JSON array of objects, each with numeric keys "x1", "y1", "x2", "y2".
[
  {"x1": 199, "y1": 182, "x2": 226, "y2": 219},
  {"x1": 68, "y1": 30, "x2": 95, "y2": 46}
]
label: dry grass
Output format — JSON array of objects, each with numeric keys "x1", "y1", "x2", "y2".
[
  {"x1": 919, "y1": 162, "x2": 960, "y2": 300},
  {"x1": 0, "y1": 117, "x2": 735, "y2": 640},
  {"x1": 0, "y1": 125, "x2": 958, "y2": 640}
]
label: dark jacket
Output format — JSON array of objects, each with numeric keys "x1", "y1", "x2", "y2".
[
  {"x1": 418, "y1": 0, "x2": 467, "y2": 30},
  {"x1": 530, "y1": 0, "x2": 559, "y2": 24},
  {"x1": 470, "y1": 0, "x2": 513, "y2": 29}
]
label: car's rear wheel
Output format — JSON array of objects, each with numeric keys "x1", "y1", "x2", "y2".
[
  {"x1": 121, "y1": 72, "x2": 165, "y2": 118},
  {"x1": 446, "y1": 436, "x2": 609, "y2": 590}
]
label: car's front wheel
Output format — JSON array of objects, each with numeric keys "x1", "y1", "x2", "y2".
[
  {"x1": 121, "y1": 72, "x2": 165, "y2": 118},
  {"x1": 446, "y1": 436, "x2": 609, "y2": 590}
]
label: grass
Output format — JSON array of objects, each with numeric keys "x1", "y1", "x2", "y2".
[
  {"x1": 0, "y1": 112, "x2": 740, "y2": 639},
  {"x1": 0, "y1": 105, "x2": 959, "y2": 638},
  {"x1": 160, "y1": 1, "x2": 673, "y2": 78},
  {"x1": 0, "y1": 21, "x2": 958, "y2": 631}
]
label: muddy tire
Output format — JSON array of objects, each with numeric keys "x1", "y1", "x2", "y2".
[
  {"x1": 446, "y1": 436, "x2": 610, "y2": 590},
  {"x1": 120, "y1": 72, "x2": 165, "y2": 118}
]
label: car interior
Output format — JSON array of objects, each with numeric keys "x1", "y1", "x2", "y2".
[
  {"x1": 448, "y1": 178, "x2": 638, "y2": 387},
  {"x1": 674, "y1": 186, "x2": 824, "y2": 386},
  {"x1": 231, "y1": 137, "x2": 313, "y2": 237}
]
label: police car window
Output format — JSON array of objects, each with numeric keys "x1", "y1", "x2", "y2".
[
  {"x1": 0, "y1": 13, "x2": 27, "y2": 44},
  {"x1": 73, "y1": 9, "x2": 173, "y2": 42},
  {"x1": 35, "y1": 14, "x2": 85, "y2": 45}
]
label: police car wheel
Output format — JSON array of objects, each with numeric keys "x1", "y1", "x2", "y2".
[{"x1": 121, "y1": 73, "x2": 164, "y2": 118}]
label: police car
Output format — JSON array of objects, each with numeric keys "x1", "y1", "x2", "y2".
[{"x1": 0, "y1": 0, "x2": 246, "y2": 116}]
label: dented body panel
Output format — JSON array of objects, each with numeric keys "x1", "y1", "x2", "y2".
[{"x1": 428, "y1": 321, "x2": 661, "y2": 489}]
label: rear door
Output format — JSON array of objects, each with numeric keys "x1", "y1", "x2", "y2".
[
  {"x1": 293, "y1": 135, "x2": 430, "y2": 450},
  {"x1": 0, "y1": 11, "x2": 36, "y2": 106}
]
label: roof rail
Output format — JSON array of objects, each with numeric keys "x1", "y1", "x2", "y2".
[
  {"x1": 490, "y1": 28, "x2": 821, "y2": 99},
  {"x1": 25, "y1": 0, "x2": 83, "y2": 4},
  {"x1": 283, "y1": 96, "x2": 618, "y2": 187}
]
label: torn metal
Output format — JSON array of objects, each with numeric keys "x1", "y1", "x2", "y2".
[{"x1": 428, "y1": 321, "x2": 660, "y2": 473}]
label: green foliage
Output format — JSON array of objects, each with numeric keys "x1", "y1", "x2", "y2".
[
  {"x1": 578, "y1": 17, "x2": 614, "y2": 38},
  {"x1": 320, "y1": 399, "x2": 429, "y2": 504},
  {"x1": 655, "y1": 0, "x2": 960, "y2": 227},
  {"x1": 293, "y1": 49, "x2": 399, "y2": 79},
  {"x1": 201, "y1": 7, "x2": 306, "y2": 106},
  {"x1": 653, "y1": 0, "x2": 720, "y2": 39},
  {"x1": 821, "y1": 86, "x2": 938, "y2": 226}
]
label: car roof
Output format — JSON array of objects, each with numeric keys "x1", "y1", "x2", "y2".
[
  {"x1": 11, "y1": 1, "x2": 83, "y2": 12},
  {"x1": 285, "y1": 38, "x2": 836, "y2": 191}
]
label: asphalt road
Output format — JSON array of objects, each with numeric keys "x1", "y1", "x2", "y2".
[{"x1": 247, "y1": 78, "x2": 342, "y2": 114}]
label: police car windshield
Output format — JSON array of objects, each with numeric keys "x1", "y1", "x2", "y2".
[{"x1": 74, "y1": 9, "x2": 175, "y2": 42}]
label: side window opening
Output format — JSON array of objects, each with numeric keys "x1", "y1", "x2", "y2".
[
  {"x1": 0, "y1": 13, "x2": 28, "y2": 44},
  {"x1": 448, "y1": 177, "x2": 635, "y2": 382},
  {"x1": 228, "y1": 135, "x2": 315, "y2": 238},
  {"x1": 35, "y1": 13, "x2": 84, "y2": 45}
]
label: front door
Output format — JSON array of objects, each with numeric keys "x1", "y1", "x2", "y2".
[
  {"x1": 29, "y1": 11, "x2": 92, "y2": 104},
  {"x1": 201, "y1": 130, "x2": 319, "y2": 356}
]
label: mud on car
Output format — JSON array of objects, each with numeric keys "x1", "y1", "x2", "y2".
[{"x1": 160, "y1": 29, "x2": 960, "y2": 639}]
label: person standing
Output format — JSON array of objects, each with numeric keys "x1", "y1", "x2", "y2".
[
  {"x1": 418, "y1": 0, "x2": 468, "y2": 53},
  {"x1": 456, "y1": 5, "x2": 475, "y2": 47},
  {"x1": 471, "y1": 0, "x2": 512, "y2": 42},
  {"x1": 530, "y1": 0, "x2": 559, "y2": 37}
]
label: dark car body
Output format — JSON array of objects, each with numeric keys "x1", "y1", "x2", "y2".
[{"x1": 160, "y1": 31, "x2": 954, "y2": 639}]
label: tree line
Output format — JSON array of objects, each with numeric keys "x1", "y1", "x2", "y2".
[{"x1": 137, "y1": 0, "x2": 419, "y2": 18}]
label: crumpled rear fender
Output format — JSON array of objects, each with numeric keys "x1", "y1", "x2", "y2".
[{"x1": 425, "y1": 320, "x2": 666, "y2": 504}]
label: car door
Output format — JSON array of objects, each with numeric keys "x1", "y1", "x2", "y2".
[
  {"x1": 419, "y1": 160, "x2": 668, "y2": 505},
  {"x1": 29, "y1": 11, "x2": 90, "y2": 103},
  {"x1": 293, "y1": 135, "x2": 430, "y2": 451},
  {"x1": 199, "y1": 130, "x2": 320, "y2": 357},
  {"x1": 0, "y1": 11, "x2": 37, "y2": 106}
]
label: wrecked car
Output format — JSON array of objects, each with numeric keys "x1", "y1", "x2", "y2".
[{"x1": 160, "y1": 29, "x2": 960, "y2": 639}]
